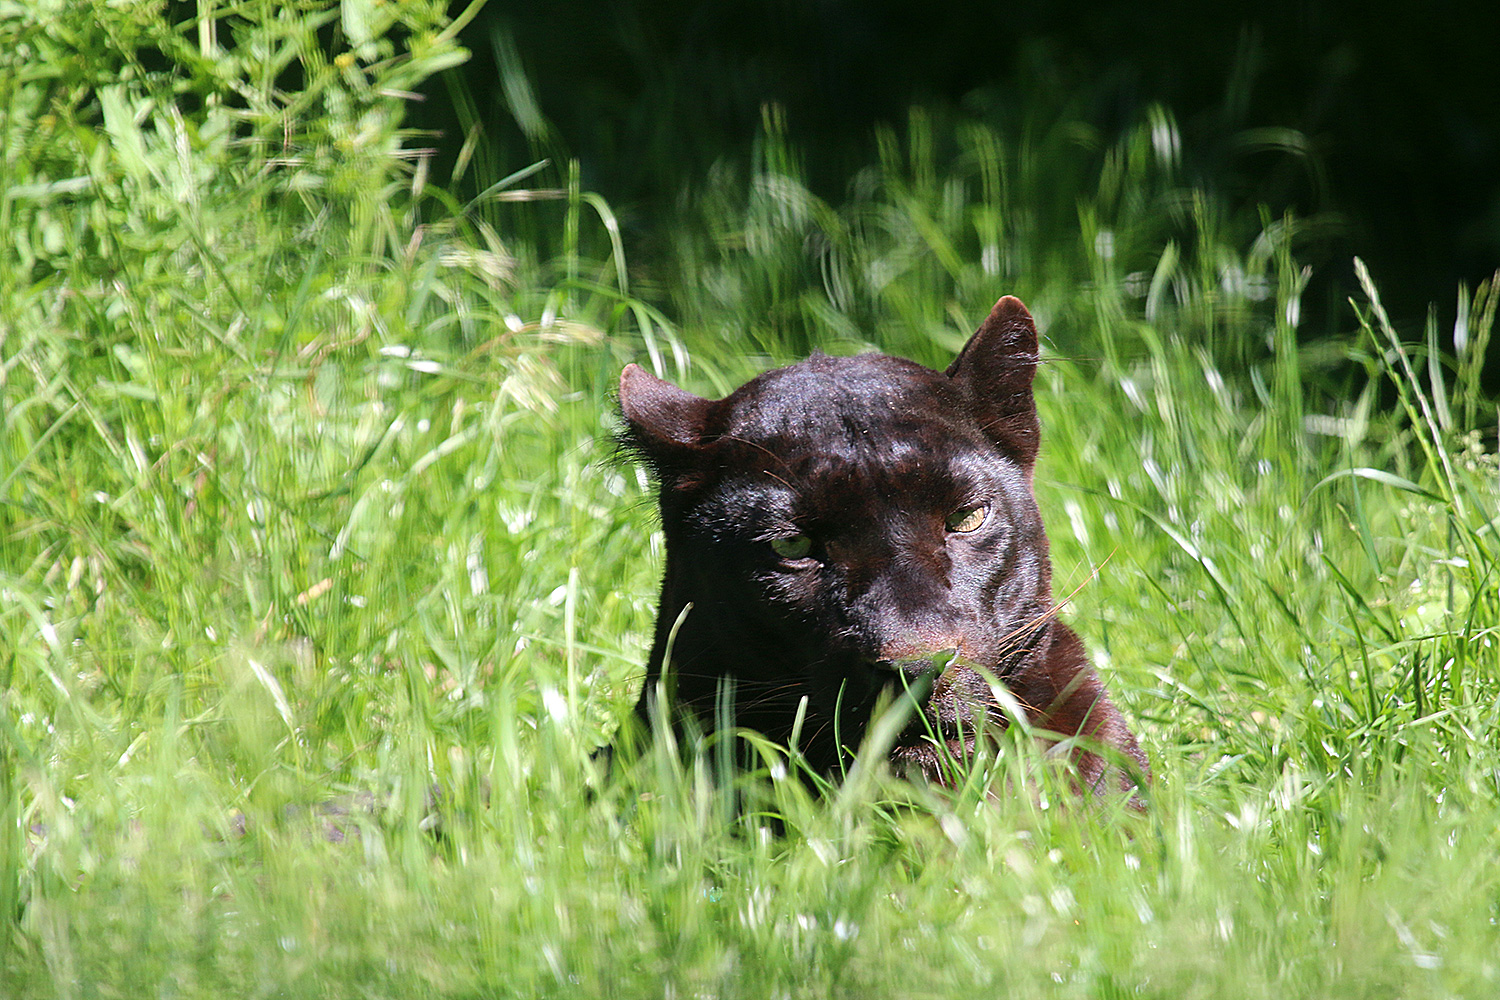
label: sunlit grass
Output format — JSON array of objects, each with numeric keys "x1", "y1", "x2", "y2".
[{"x1": 3, "y1": 3, "x2": 1499, "y2": 997}]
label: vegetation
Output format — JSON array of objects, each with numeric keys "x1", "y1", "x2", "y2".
[{"x1": 2, "y1": 3, "x2": 1497, "y2": 996}]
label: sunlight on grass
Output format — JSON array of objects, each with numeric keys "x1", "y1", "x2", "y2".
[{"x1": 2, "y1": 3, "x2": 1498, "y2": 998}]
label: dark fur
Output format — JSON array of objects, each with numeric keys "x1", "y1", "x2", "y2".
[{"x1": 618, "y1": 296, "x2": 1148, "y2": 794}]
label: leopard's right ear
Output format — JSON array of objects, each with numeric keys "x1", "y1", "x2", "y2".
[{"x1": 618, "y1": 364, "x2": 715, "y2": 467}]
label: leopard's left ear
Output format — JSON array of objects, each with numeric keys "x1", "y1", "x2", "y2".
[{"x1": 946, "y1": 295, "x2": 1040, "y2": 471}]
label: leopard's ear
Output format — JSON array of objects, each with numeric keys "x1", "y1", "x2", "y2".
[
  {"x1": 945, "y1": 295, "x2": 1040, "y2": 471},
  {"x1": 618, "y1": 364, "x2": 716, "y2": 471}
]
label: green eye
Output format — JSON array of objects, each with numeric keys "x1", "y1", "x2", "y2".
[
  {"x1": 945, "y1": 505, "x2": 987, "y2": 533},
  {"x1": 770, "y1": 534, "x2": 813, "y2": 560}
]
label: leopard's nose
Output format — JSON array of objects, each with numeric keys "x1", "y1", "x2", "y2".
[{"x1": 873, "y1": 647, "x2": 960, "y2": 683}]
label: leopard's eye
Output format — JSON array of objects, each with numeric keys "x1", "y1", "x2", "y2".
[
  {"x1": 945, "y1": 505, "x2": 988, "y2": 533},
  {"x1": 770, "y1": 534, "x2": 813, "y2": 560}
]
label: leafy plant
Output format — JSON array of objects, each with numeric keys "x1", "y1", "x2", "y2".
[{"x1": 3, "y1": 3, "x2": 1499, "y2": 997}]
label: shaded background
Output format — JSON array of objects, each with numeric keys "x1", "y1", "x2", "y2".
[{"x1": 412, "y1": 0, "x2": 1500, "y2": 352}]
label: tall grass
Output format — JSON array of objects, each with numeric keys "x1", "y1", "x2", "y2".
[{"x1": 3, "y1": 3, "x2": 1499, "y2": 997}]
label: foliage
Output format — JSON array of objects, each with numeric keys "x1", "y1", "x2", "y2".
[{"x1": 3, "y1": 2, "x2": 1499, "y2": 997}]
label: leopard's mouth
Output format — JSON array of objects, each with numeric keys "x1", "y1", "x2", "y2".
[
  {"x1": 871, "y1": 650, "x2": 1000, "y2": 751},
  {"x1": 891, "y1": 698, "x2": 993, "y2": 750}
]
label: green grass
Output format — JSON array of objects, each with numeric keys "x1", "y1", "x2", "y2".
[{"x1": 3, "y1": 4, "x2": 1499, "y2": 997}]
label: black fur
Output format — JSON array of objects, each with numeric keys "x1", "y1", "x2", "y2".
[{"x1": 619, "y1": 296, "x2": 1148, "y2": 793}]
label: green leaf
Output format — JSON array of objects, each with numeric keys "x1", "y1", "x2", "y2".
[
  {"x1": 1310, "y1": 467, "x2": 1445, "y2": 502},
  {"x1": 100, "y1": 84, "x2": 153, "y2": 183}
]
